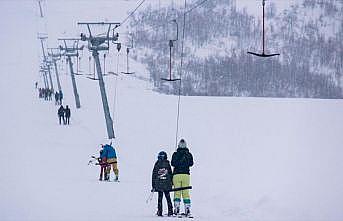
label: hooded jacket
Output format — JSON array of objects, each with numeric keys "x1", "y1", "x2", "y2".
[
  {"x1": 152, "y1": 159, "x2": 173, "y2": 191},
  {"x1": 171, "y1": 147, "x2": 194, "y2": 175},
  {"x1": 102, "y1": 144, "x2": 117, "y2": 159}
]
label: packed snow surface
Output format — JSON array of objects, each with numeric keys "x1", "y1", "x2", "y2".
[{"x1": 1, "y1": 1, "x2": 343, "y2": 221}]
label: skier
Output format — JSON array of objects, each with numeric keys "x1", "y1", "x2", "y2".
[
  {"x1": 101, "y1": 141, "x2": 119, "y2": 181},
  {"x1": 151, "y1": 151, "x2": 173, "y2": 217},
  {"x1": 171, "y1": 139, "x2": 194, "y2": 217},
  {"x1": 57, "y1": 105, "x2": 65, "y2": 125},
  {"x1": 65, "y1": 105, "x2": 71, "y2": 125}
]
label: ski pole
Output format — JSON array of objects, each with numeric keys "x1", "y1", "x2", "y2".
[{"x1": 146, "y1": 191, "x2": 154, "y2": 204}]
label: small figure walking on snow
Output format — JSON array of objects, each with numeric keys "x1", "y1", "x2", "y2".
[
  {"x1": 57, "y1": 105, "x2": 65, "y2": 125},
  {"x1": 171, "y1": 139, "x2": 194, "y2": 217},
  {"x1": 65, "y1": 105, "x2": 71, "y2": 125},
  {"x1": 151, "y1": 151, "x2": 173, "y2": 217},
  {"x1": 58, "y1": 90, "x2": 63, "y2": 105},
  {"x1": 54, "y1": 91, "x2": 59, "y2": 105}
]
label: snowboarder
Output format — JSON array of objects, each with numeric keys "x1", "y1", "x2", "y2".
[
  {"x1": 57, "y1": 105, "x2": 65, "y2": 125},
  {"x1": 171, "y1": 139, "x2": 194, "y2": 216},
  {"x1": 152, "y1": 151, "x2": 173, "y2": 217},
  {"x1": 101, "y1": 141, "x2": 119, "y2": 181},
  {"x1": 65, "y1": 105, "x2": 71, "y2": 125}
]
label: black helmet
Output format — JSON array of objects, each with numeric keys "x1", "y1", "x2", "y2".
[{"x1": 157, "y1": 151, "x2": 167, "y2": 160}]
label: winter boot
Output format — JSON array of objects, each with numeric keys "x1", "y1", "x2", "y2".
[
  {"x1": 185, "y1": 203, "x2": 191, "y2": 217},
  {"x1": 156, "y1": 210, "x2": 163, "y2": 217},
  {"x1": 167, "y1": 201, "x2": 173, "y2": 216},
  {"x1": 114, "y1": 175, "x2": 119, "y2": 182},
  {"x1": 167, "y1": 208, "x2": 173, "y2": 216},
  {"x1": 174, "y1": 201, "x2": 180, "y2": 215},
  {"x1": 104, "y1": 172, "x2": 110, "y2": 181}
]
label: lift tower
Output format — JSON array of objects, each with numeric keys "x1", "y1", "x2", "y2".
[
  {"x1": 39, "y1": 66, "x2": 49, "y2": 89},
  {"x1": 48, "y1": 48, "x2": 63, "y2": 93},
  {"x1": 58, "y1": 38, "x2": 84, "y2": 109},
  {"x1": 38, "y1": 35, "x2": 54, "y2": 91},
  {"x1": 79, "y1": 22, "x2": 120, "y2": 139}
]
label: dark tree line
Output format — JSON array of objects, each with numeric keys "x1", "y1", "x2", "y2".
[{"x1": 129, "y1": 0, "x2": 343, "y2": 98}]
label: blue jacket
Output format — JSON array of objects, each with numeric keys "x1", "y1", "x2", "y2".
[{"x1": 102, "y1": 144, "x2": 117, "y2": 159}]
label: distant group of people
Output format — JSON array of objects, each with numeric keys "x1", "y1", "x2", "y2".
[
  {"x1": 37, "y1": 87, "x2": 64, "y2": 106},
  {"x1": 38, "y1": 88, "x2": 54, "y2": 101},
  {"x1": 54, "y1": 91, "x2": 64, "y2": 105},
  {"x1": 57, "y1": 105, "x2": 71, "y2": 125}
]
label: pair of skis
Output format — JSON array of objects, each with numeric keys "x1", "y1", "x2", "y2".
[
  {"x1": 156, "y1": 213, "x2": 193, "y2": 219},
  {"x1": 148, "y1": 186, "x2": 194, "y2": 218}
]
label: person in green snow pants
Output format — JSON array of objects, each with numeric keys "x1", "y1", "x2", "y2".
[{"x1": 171, "y1": 139, "x2": 194, "y2": 216}]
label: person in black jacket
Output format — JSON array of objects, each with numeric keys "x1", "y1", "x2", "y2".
[
  {"x1": 65, "y1": 105, "x2": 71, "y2": 125},
  {"x1": 171, "y1": 139, "x2": 194, "y2": 216},
  {"x1": 57, "y1": 105, "x2": 65, "y2": 125},
  {"x1": 152, "y1": 151, "x2": 173, "y2": 217}
]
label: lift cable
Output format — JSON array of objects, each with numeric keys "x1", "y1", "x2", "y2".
[
  {"x1": 128, "y1": 0, "x2": 210, "y2": 36},
  {"x1": 118, "y1": 0, "x2": 147, "y2": 29},
  {"x1": 174, "y1": 0, "x2": 188, "y2": 149}
]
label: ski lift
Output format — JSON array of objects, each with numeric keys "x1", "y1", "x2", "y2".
[
  {"x1": 108, "y1": 71, "x2": 118, "y2": 76},
  {"x1": 86, "y1": 56, "x2": 99, "y2": 80},
  {"x1": 247, "y1": 0, "x2": 280, "y2": 57},
  {"x1": 74, "y1": 52, "x2": 83, "y2": 76},
  {"x1": 103, "y1": 53, "x2": 109, "y2": 76},
  {"x1": 161, "y1": 20, "x2": 180, "y2": 81},
  {"x1": 109, "y1": 42, "x2": 122, "y2": 76},
  {"x1": 121, "y1": 34, "x2": 135, "y2": 75}
]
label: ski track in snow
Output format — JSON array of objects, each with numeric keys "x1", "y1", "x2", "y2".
[{"x1": 1, "y1": 1, "x2": 343, "y2": 221}]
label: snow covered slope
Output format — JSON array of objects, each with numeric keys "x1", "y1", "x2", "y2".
[{"x1": 1, "y1": 1, "x2": 343, "y2": 221}]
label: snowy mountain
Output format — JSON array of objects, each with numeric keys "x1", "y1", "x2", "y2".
[{"x1": 1, "y1": 1, "x2": 343, "y2": 221}]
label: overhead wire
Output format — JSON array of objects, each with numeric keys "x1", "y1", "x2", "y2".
[
  {"x1": 117, "y1": 0, "x2": 147, "y2": 29},
  {"x1": 174, "y1": 0, "x2": 188, "y2": 149},
  {"x1": 131, "y1": 0, "x2": 210, "y2": 35}
]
